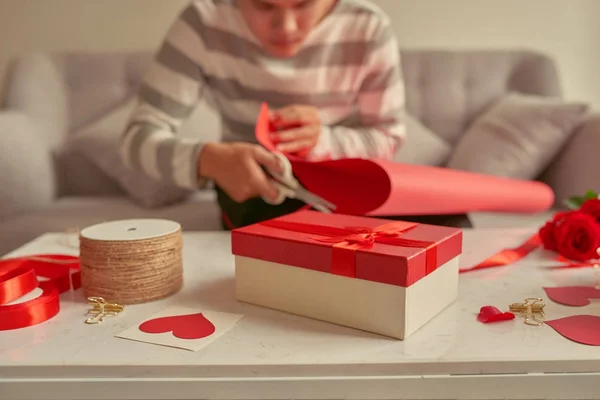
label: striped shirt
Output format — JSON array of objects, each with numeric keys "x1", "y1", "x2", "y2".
[{"x1": 120, "y1": 0, "x2": 406, "y2": 190}]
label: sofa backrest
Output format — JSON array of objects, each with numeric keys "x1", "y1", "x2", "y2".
[
  {"x1": 1, "y1": 49, "x2": 562, "y2": 196},
  {"x1": 401, "y1": 50, "x2": 562, "y2": 144}
]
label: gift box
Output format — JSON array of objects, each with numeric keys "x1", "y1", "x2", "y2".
[{"x1": 231, "y1": 210, "x2": 463, "y2": 339}]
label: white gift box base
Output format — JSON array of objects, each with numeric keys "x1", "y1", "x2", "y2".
[{"x1": 235, "y1": 255, "x2": 459, "y2": 340}]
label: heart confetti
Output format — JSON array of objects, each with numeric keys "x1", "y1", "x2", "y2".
[
  {"x1": 543, "y1": 286, "x2": 600, "y2": 307},
  {"x1": 546, "y1": 315, "x2": 600, "y2": 346},
  {"x1": 477, "y1": 306, "x2": 515, "y2": 323}
]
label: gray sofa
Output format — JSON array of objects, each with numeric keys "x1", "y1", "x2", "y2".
[{"x1": 1, "y1": 49, "x2": 598, "y2": 256}]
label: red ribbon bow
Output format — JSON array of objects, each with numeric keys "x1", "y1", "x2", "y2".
[
  {"x1": 0, "y1": 255, "x2": 80, "y2": 331},
  {"x1": 260, "y1": 220, "x2": 437, "y2": 279}
]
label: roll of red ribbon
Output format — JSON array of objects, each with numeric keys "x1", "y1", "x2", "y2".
[
  {"x1": 0, "y1": 265, "x2": 38, "y2": 305},
  {"x1": 0, "y1": 255, "x2": 80, "y2": 331}
]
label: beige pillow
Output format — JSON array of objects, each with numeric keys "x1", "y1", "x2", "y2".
[
  {"x1": 70, "y1": 98, "x2": 220, "y2": 208},
  {"x1": 446, "y1": 93, "x2": 589, "y2": 179},
  {"x1": 394, "y1": 113, "x2": 451, "y2": 166}
]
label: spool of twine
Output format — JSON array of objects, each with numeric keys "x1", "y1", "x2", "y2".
[{"x1": 78, "y1": 219, "x2": 184, "y2": 305}]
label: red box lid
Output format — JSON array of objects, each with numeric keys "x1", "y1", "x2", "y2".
[{"x1": 231, "y1": 210, "x2": 463, "y2": 287}]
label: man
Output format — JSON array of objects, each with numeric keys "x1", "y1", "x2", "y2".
[{"x1": 120, "y1": 0, "x2": 405, "y2": 228}]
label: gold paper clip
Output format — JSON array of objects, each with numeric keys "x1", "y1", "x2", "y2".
[
  {"x1": 509, "y1": 297, "x2": 545, "y2": 326},
  {"x1": 85, "y1": 297, "x2": 124, "y2": 324}
]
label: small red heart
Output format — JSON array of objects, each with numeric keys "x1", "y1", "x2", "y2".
[
  {"x1": 139, "y1": 313, "x2": 216, "y2": 340},
  {"x1": 543, "y1": 286, "x2": 600, "y2": 307},
  {"x1": 546, "y1": 315, "x2": 600, "y2": 346},
  {"x1": 477, "y1": 306, "x2": 515, "y2": 323}
]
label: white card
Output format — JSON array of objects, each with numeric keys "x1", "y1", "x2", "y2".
[{"x1": 116, "y1": 307, "x2": 243, "y2": 351}]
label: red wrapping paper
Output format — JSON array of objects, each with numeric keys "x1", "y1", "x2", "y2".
[
  {"x1": 231, "y1": 210, "x2": 462, "y2": 287},
  {"x1": 256, "y1": 103, "x2": 554, "y2": 216}
]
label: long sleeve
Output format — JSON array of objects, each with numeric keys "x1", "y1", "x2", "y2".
[
  {"x1": 119, "y1": 5, "x2": 209, "y2": 190},
  {"x1": 308, "y1": 23, "x2": 406, "y2": 161}
]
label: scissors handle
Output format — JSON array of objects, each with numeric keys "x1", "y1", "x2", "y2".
[
  {"x1": 268, "y1": 153, "x2": 296, "y2": 188},
  {"x1": 260, "y1": 153, "x2": 295, "y2": 205},
  {"x1": 261, "y1": 152, "x2": 336, "y2": 213},
  {"x1": 263, "y1": 182, "x2": 295, "y2": 205}
]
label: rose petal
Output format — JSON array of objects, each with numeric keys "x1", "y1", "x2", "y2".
[{"x1": 477, "y1": 306, "x2": 515, "y2": 323}]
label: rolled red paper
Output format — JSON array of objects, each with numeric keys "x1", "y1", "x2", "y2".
[{"x1": 256, "y1": 102, "x2": 555, "y2": 216}]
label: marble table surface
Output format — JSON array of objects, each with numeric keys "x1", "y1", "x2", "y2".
[{"x1": 1, "y1": 228, "x2": 599, "y2": 400}]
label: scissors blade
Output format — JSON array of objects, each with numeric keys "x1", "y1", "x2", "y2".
[
  {"x1": 265, "y1": 152, "x2": 335, "y2": 212},
  {"x1": 295, "y1": 187, "x2": 337, "y2": 212},
  {"x1": 311, "y1": 202, "x2": 334, "y2": 214},
  {"x1": 303, "y1": 189, "x2": 337, "y2": 210}
]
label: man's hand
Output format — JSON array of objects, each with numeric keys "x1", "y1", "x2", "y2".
[
  {"x1": 198, "y1": 142, "x2": 282, "y2": 203},
  {"x1": 270, "y1": 105, "x2": 321, "y2": 155}
]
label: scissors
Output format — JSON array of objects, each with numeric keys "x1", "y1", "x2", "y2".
[{"x1": 262, "y1": 152, "x2": 337, "y2": 214}]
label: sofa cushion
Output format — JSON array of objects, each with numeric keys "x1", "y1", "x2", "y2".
[
  {"x1": 69, "y1": 98, "x2": 189, "y2": 207},
  {"x1": 53, "y1": 144, "x2": 124, "y2": 197},
  {"x1": 446, "y1": 93, "x2": 589, "y2": 180},
  {"x1": 401, "y1": 51, "x2": 562, "y2": 145},
  {"x1": 0, "y1": 192, "x2": 222, "y2": 257},
  {"x1": 394, "y1": 113, "x2": 451, "y2": 166},
  {"x1": 70, "y1": 98, "x2": 220, "y2": 207}
]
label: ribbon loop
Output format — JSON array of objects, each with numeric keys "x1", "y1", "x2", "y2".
[
  {"x1": 0, "y1": 266, "x2": 39, "y2": 305},
  {"x1": 0, "y1": 255, "x2": 80, "y2": 331},
  {"x1": 260, "y1": 219, "x2": 438, "y2": 278}
]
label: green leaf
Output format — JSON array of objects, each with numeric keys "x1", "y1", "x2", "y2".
[
  {"x1": 564, "y1": 198, "x2": 582, "y2": 210},
  {"x1": 563, "y1": 190, "x2": 599, "y2": 209}
]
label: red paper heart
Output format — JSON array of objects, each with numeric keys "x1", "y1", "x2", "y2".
[
  {"x1": 139, "y1": 313, "x2": 216, "y2": 340},
  {"x1": 543, "y1": 286, "x2": 600, "y2": 306},
  {"x1": 477, "y1": 306, "x2": 515, "y2": 323},
  {"x1": 546, "y1": 315, "x2": 600, "y2": 346}
]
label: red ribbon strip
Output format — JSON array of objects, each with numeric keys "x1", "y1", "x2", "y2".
[
  {"x1": 458, "y1": 232, "x2": 600, "y2": 272},
  {"x1": 459, "y1": 233, "x2": 542, "y2": 273},
  {"x1": 260, "y1": 219, "x2": 437, "y2": 278},
  {"x1": 0, "y1": 254, "x2": 80, "y2": 331}
]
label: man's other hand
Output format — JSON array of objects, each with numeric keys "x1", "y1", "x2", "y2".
[{"x1": 269, "y1": 105, "x2": 321, "y2": 156}]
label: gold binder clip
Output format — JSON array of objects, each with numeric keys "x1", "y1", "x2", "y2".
[
  {"x1": 85, "y1": 297, "x2": 124, "y2": 324},
  {"x1": 509, "y1": 297, "x2": 545, "y2": 326}
]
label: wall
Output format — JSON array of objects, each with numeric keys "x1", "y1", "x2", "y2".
[
  {"x1": 372, "y1": 0, "x2": 600, "y2": 109},
  {"x1": 1, "y1": 0, "x2": 599, "y2": 109},
  {"x1": 0, "y1": 0, "x2": 189, "y2": 99}
]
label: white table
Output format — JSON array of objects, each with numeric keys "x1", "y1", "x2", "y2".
[{"x1": 1, "y1": 228, "x2": 599, "y2": 400}]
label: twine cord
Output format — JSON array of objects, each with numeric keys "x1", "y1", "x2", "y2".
[
  {"x1": 6, "y1": 223, "x2": 183, "y2": 306},
  {"x1": 79, "y1": 229, "x2": 183, "y2": 305}
]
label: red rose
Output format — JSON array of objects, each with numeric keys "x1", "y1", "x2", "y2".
[
  {"x1": 580, "y1": 199, "x2": 600, "y2": 221},
  {"x1": 538, "y1": 211, "x2": 569, "y2": 251},
  {"x1": 539, "y1": 221, "x2": 558, "y2": 251},
  {"x1": 554, "y1": 211, "x2": 600, "y2": 261},
  {"x1": 551, "y1": 211, "x2": 569, "y2": 224}
]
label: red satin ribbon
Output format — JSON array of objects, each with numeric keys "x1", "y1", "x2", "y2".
[
  {"x1": 459, "y1": 233, "x2": 542, "y2": 273},
  {"x1": 0, "y1": 255, "x2": 80, "y2": 331},
  {"x1": 445, "y1": 229, "x2": 600, "y2": 274},
  {"x1": 260, "y1": 220, "x2": 437, "y2": 277},
  {"x1": 0, "y1": 266, "x2": 38, "y2": 304}
]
